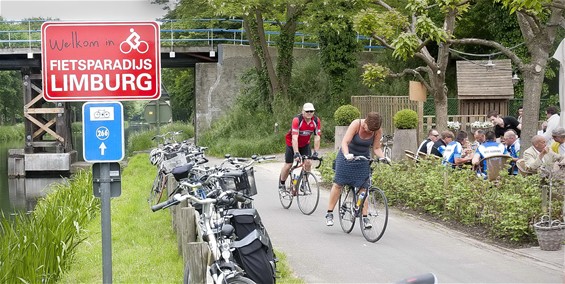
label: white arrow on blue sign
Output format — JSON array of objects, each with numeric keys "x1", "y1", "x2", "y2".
[{"x1": 82, "y1": 102, "x2": 125, "y2": 162}]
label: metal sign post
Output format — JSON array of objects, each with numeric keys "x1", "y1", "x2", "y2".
[
  {"x1": 100, "y1": 162, "x2": 113, "y2": 283},
  {"x1": 82, "y1": 102, "x2": 125, "y2": 283}
]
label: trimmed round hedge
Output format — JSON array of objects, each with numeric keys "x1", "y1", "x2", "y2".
[
  {"x1": 393, "y1": 109, "x2": 418, "y2": 129},
  {"x1": 334, "y1": 105, "x2": 361, "y2": 126}
]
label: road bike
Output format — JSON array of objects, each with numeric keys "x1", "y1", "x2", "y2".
[
  {"x1": 338, "y1": 156, "x2": 389, "y2": 242},
  {"x1": 278, "y1": 155, "x2": 322, "y2": 215},
  {"x1": 381, "y1": 134, "x2": 393, "y2": 160}
]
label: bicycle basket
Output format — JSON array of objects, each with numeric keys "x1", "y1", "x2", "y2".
[
  {"x1": 162, "y1": 153, "x2": 187, "y2": 173},
  {"x1": 219, "y1": 167, "x2": 257, "y2": 196}
]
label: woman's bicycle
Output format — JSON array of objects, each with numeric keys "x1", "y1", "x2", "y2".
[
  {"x1": 278, "y1": 155, "x2": 322, "y2": 215},
  {"x1": 338, "y1": 155, "x2": 389, "y2": 242}
]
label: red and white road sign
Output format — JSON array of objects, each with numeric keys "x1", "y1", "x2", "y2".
[{"x1": 41, "y1": 21, "x2": 161, "y2": 101}]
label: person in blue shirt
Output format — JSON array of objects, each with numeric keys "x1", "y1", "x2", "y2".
[
  {"x1": 471, "y1": 130, "x2": 508, "y2": 177},
  {"x1": 443, "y1": 131, "x2": 472, "y2": 167},
  {"x1": 503, "y1": 130, "x2": 520, "y2": 175}
]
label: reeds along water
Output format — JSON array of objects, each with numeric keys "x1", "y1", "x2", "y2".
[{"x1": 0, "y1": 170, "x2": 99, "y2": 283}]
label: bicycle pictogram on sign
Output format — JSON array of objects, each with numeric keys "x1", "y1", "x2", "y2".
[{"x1": 120, "y1": 28, "x2": 149, "y2": 54}]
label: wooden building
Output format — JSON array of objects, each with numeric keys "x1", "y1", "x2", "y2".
[{"x1": 456, "y1": 59, "x2": 514, "y2": 117}]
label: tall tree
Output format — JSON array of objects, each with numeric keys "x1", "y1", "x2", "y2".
[
  {"x1": 450, "y1": 0, "x2": 565, "y2": 150},
  {"x1": 354, "y1": 0, "x2": 472, "y2": 131},
  {"x1": 307, "y1": 0, "x2": 365, "y2": 102},
  {"x1": 0, "y1": 71, "x2": 23, "y2": 124},
  {"x1": 208, "y1": 0, "x2": 313, "y2": 109}
]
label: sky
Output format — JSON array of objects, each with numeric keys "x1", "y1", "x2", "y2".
[{"x1": 0, "y1": 0, "x2": 171, "y2": 21}]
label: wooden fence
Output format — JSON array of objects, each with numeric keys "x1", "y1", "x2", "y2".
[
  {"x1": 351, "y1": 96, "x2": 540, "y2": 142},
  {"x1": 166, "y1": 175, "x2": 209, "y2": 283},
  {"x1": 351, "y1": 96, "x2": 421, "y2": 138}
]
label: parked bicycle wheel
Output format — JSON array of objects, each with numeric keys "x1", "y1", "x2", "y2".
[
  {"x1": 297, "y1": 172, "x2": 319, "y2": 215},
  {"x1": 148, "y1": 171, "x2": 166, "y2": 205},
  {"x1": 278, "y1": 174, "x2": 294, "y2": 209},
  {"x1": 360, "y1": 187, "x2": 389, "y2": 242},
  {"x1": 338, "y1": 186, "x2": 356, "y2": 233}
]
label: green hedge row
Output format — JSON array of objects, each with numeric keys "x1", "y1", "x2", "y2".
[{"x1": 319, "y1": 152, "x2": 553, "y2": 244}]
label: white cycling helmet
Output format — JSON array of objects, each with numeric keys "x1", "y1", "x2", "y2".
[{"x1": 149, "y1": 149, "x2": 164, "y2": 166}]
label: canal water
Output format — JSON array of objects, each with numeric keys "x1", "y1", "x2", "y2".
[{"x1": 0, "y1": 136, "x2": 84, "y2": 215}]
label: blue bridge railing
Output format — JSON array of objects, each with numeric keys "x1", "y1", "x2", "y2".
[{"x1": 0, "y1": 18, "x2": 384, "y2": 51}]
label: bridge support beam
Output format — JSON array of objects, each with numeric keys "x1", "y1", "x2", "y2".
[{"x1": 21, "y1": 67, "x2": 73, "y2": 154}]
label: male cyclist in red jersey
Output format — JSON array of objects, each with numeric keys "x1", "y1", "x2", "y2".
[{"x1": 278, "y1": 103, "x2": 321, "y2": 190}]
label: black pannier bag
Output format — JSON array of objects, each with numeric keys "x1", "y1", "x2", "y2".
[{"x1": 227, "y1": 208, "x2": 276, "y2": 284}]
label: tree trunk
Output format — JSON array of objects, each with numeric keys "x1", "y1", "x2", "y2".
[
  {"x1": 277, "y1": 7, "x2": 298, "y2": 100},
  {"x1": 520, "y1": 62, "x2": 547, "y2": 152},
  {"x1": 243, "y1": 14, "x2": 272, "y2": 102},
  {"x1": 515, "y1": 9, "x2": 559, "y2": 153},
  {"x1": 253, "y1": 10, "x2": 280, "y2": 99}
]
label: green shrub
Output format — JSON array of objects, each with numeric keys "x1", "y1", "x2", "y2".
[
  {"x1": 393, "y1": 109, "x2": 418, "y2": 129},
  {"x1": 0, "y1": 124, "x2": 24, "y2": 141},
  {"x1": 334, "y1": 105, "x2": 360, "y2": 126},
  {"x1": 371, "y1": 159, "x2": 543, "y2": 244},
  {"x1": 127, "y1": 122, "x2": 194, "y2": 154}
]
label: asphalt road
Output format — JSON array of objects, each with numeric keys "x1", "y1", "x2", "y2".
[{"x1": 239, "y1": 158, "x2": 565, "y2": 284}]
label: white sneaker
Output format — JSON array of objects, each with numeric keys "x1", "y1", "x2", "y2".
[
  {"x1": 362, "y1": 217, "x2": 373, "y2": 229},
  {"x1": 325, "y1": 213, "x2": 334, "y2": 226}
]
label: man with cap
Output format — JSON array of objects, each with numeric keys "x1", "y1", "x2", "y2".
[
  {"x1": 279, "y1": 103, "x2": 321, "y2": 191},
  {"x1": 550, "y1": 127, "x2": 565, "y2": 155}
]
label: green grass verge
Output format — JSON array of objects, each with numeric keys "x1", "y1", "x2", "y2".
[
  {"x1": 59, "y1": 154, "x2": 183, "y2": 283},
  {"x1": 59, "y1": 153, "x2": 303, "y2": 283}
]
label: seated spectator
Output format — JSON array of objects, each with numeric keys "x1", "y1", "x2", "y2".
[
  {"x1": 550, "y1": 127, "x2": 565, "y2": 155},
  {"x1": 503, "y1": 130, "x2": 520, "y2": 175},
  {"x1": 443, "y1": 131, "x2": 471, "y2": 167},
  {"x1": 418, "y1": 129, "x2": 440, "y2": 155},
  {"x1": 523, "y1": 135, "x2": 564, "y2": 172},
  {"x1": 455, "y1": 131, "x2": 473, "y2": 166},
  {"x1": 542, "y1": 106, "x2": 560, "y2": 143},
  {"x1": 487, "y1": 110, "x2": 521, "y2": 140},
  {"x1": 472, "y1": 130, "x2": 508, "y2": 177},
  {"x1": 430, "y1": 130, "x2": 454, "y2": 158},
  {"x1": 471, "y1": 129, "x2": 486, "y2": 149}
]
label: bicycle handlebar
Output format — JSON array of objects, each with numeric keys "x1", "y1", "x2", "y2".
[
  {"x1": 348, "y1": 155, "x2": 390, "y2": 165},
  {"x1": 151, "y1": 189, "x2": 252, "y2": 212},
  {"x1": 221, "y1": 154, "x2": 276, "y2": 168},
  {"x1": 293, "y1": 155, "x2": 323, "y2": 169}
]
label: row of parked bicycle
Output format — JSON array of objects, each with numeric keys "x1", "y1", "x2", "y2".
[{"x1": 147, "y1": 131, "x2": 277, "y2": 284}]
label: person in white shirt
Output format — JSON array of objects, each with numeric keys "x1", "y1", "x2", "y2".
[
  {"x1": 418, "y1": 129, "x2": 440, "y2": 155},
  {"x1": 542, "y1": 106, "x2": 560, "y2": 143},
  {"x1": 523, "y1": 135, "x2": 564, "y2": 172},
  {"x1": 550, "y1": 127, "x2": 565, "y2": 155}
]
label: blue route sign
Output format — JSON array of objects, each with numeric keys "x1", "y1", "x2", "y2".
[{"x1": 83, "y1": 102, "x2": 125, "y2": 162}]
